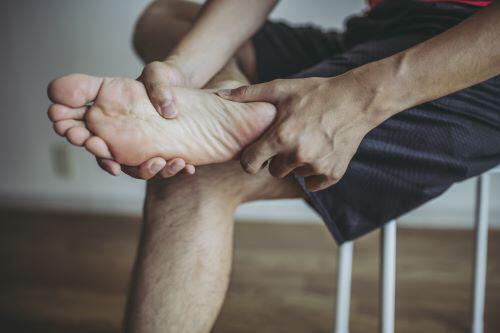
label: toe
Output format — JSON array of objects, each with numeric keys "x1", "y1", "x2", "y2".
[
  {"x1": 85, "y1": 136, "x2": 113, "y2": 159},
  {"x1": 48, "y1": 74, "x2": 103, "y2": 107},
  {"x1": 66, "y1": 127, "x2": 91, "y2": 146},
  {"x1": 48, "y1": 104, "x2": 86, "y2": 122},
  {"x1": 53, "y1": 119, "x2": 84, "y2": 136}
]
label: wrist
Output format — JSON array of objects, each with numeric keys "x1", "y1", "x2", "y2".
[
  {"x1": 347, "y1": 53, "x2": 410, "y2": 126},
  {"x1": 163, "y1": 54, "x2": 200, "y2": 88}
]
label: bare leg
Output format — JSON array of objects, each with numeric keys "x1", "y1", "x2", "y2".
[
  {"x1": 46, "y1": 2, "x2": 283, "y2": 331},
  {"x1": 125, "y1": 162, "x2": 303, "y2": 333},
  {"x1": 47, "y1": 70, "x2": 279, "y2": 333},
  {"x1": 122, "y1": 2, "x2": 279, "y2": 332}
]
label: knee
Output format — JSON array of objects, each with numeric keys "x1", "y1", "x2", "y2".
[
  {"x1": 133, "y1": 1, "x2": 168, "y2": 60},
  {"x1": 133, "y1": 0, "x2": 197, "y2": 62}
]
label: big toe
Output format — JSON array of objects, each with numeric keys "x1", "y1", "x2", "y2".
[{"x1": 47, "y1": 74, "x2": 103, "y2": 108}]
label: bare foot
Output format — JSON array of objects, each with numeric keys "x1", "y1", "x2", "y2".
[{"x1": 47, "y1": 74, "x2": 276, "y2": 167}]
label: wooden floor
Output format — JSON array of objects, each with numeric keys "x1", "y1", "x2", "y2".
[{"x1": 0, "y1": 208, "x2": 499, "y2": 333}]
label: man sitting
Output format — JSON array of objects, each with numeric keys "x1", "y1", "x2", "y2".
[{"x1": 47, "y1": 1, "x2": 500, "y2": 332}]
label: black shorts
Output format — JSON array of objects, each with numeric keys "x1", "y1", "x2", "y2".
[{"x1": 252, "y1": 0, "x2": 500, "y2": 244}]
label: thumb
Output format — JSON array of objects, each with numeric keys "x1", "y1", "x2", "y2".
[
  {"x1": 139, "y1": 61, "x2": 180, "y2": 119},
  {"x1": 145, "y1": 80, "x2": 177, "y2": 119},
  {"x1": 216, "y1": 81, "x2": 278, "y2": 103}
]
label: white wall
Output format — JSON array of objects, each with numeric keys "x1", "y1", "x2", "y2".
[{"x1": 1, "y1": 0, "x2": 498, "y2": 228}]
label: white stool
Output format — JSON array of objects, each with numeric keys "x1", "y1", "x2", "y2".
[{"x1": 334, "y1": 166, "x2": 499, "y2": 333}]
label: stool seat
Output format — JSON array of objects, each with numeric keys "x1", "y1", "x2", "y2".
[{"x1": 334, "y1": 168, "x2": 497, "y2": 333}]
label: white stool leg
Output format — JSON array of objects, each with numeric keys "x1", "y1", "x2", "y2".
[
  {"x1": 380, "y1": 220, "x2": 397, "y2": 333},
  {"x1": 472, "y1": 174, "x2": 490, "y2": 333},
  {"x1": 335, "y1": 241, "x2": 353, "y2": 333}
]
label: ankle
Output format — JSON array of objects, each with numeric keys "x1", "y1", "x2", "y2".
[{"x1": 146, "y1": 164, "x2": 247, "y2": 208}]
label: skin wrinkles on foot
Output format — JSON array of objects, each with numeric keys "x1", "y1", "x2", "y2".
[{"x1": 48, "y1": 74, "x2": 276, "y2": 168}]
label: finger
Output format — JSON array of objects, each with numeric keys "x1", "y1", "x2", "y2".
[
  {"x1": 183, "y1": 164, "x2": 196, "y2": 175},
  {"x1": 96, "y1": 158, "x2": 121, "y2": 176},
  {"x1": 160, "y1": 158, "x2": 186, "y2": 178},
  {"x1": 53, "y1": 119, "x2": 84, "y2": 136},
  {"x1": 293, "y1": 165, "x2": 317, "y2": 178},
  {"x1": 48, "y1": 74, "x2": 103, "y2": 107},
  {"x1": 48, "y1": 104, "x2": 86, "y2": 122},
  {"x1": 121, "y1": 166, "x2": 142, "y2": 179},
  {"x1": 66, "y1": 127, "x2": 91, "y2": 146},
  {"x1": 241, "y1": 137, "x2": 277, "y2": 175},
  {"x1": 216, "y1": 80, "x2": 279, "y2": 103},
  {"x1": 84, "y1": 136, "x2": 113, "y2": 159},
  {"x1": 123, "y1": 158, "x2": 167, "y2": 180},
  {"x1": 305, "y1": 175, "x2": 336, "y2": 192},
  {"x1": 268, "y1": 154, "x2": 301, "y2": 178}
]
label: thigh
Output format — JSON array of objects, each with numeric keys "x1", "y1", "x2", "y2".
[
  {"x1": 289, "y1": 3, "x2": 500, "y2": 243},
  {"x1": 252, "y1": 21, "x2": 344, "y2": 83},
  {"x1": 134, "y1": 0, "x2": 202, "y2": 62},
  {"x1": 305, "y1": 77, "x2": 500, "y2": 243}
]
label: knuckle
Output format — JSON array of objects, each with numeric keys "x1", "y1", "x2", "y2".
[
  {"x1": 272, "y1": 78, "x2": 285, "y2": 87},
  {"x1": 241, "y1": 153, "x2": 258, "y2": 174},
  {"x1": 274, "y1": 128, "x2": 291, "y2": 146},
  {"x1": 295, "y1": 149, "x2": 310, "y2": 163},
  {"x1": 269, "y1": 79, "x2": 290, "y2": 98}
]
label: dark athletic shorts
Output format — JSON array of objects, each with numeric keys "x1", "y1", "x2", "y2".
[{"x1": 251, "y1": 0, "x2": 500, "y2": 244}]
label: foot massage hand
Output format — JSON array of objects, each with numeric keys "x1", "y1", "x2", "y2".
[{"x1": 217, "y1": 72, "x2": 389, "y2": 192}]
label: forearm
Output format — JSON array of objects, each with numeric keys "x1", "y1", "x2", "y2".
[
  {"x1": 169, "y1": 0, "x2": 278, "y2": 88},
  {"x1": 352, "y1": 2, "x2": 500, "y2": 124}
]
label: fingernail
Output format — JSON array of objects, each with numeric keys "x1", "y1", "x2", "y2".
[
  {"x1": 160, "y1": 104, "x2": 176, "y2": 118},
  {"x1": 150, "y1": 161, "x2": 164, "y2": 174},
  {"x1": 216, "y1": 89, "x2": 232, "y2": 97},
  {"x1": 185, "y1": 165, "x2": 195, "y2": 175},
  {"x1": 168, "y1": 160, "x2": 182, "y2": 171}
]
